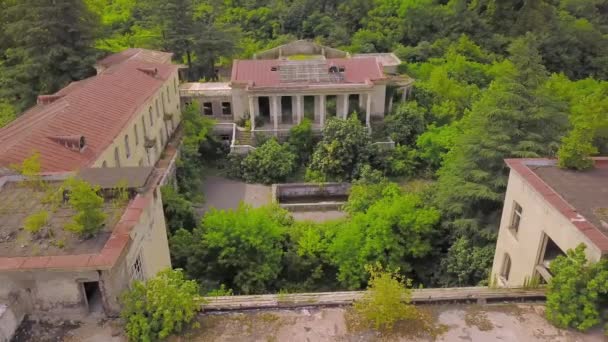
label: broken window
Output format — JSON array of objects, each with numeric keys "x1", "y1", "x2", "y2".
[
  {"x1": 130, "y1": 253, "x2": 145, "y2": 282},
  {"x1": 510, "y1": 201, "x2": 523, "y2": 234},
  {"x1": 221, "y1": 102, "x2": 232, "y2": 115},
  {"x1": 203, "y1": 102, "x2": 213, "y2": 115}
]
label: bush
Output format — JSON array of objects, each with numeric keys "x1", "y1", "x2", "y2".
[
  {"x1": 160, "y1": 186, "x2": 197, "y2": 234},
  {"x1": 121, "y1": 269, "x2": 202, "y2": 341},
  {"x1": 240, "y1": 139, "x2": 297, "y2": 184},
  {"x1": 546, "y1": 244, "x2": 608, "y2": 332},
  {"x1": 353, "y1": 264, "x2": 418, "y2": 331},
  {"x1": 309, "y1": 115, "x2": 372, "y2": 181},
  {"x1": 384, "y1": 102, "x2": 427, "y2": 146},
  {"x1": 557, "y1": 123, "x2": 597, "y2": 170},
  {"x1": 63, "y1": 178, "x2": 106, "y2": 238},
  {"x1": 24, "y1": 210, "x2": 49, "y2": 234},
  {"x1": 288, "y1": 119, "x2": 315, "y2": 163}
]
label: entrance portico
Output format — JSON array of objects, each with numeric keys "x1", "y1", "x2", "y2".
[{"x1": 248, "y1": 92, "x2": 373, "y2": 131}]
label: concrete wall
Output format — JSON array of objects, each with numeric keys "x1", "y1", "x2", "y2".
[
  {"x1": 182, "y1": 95, "x2": 233, "y2": 120},
  {"x1": 231, "y1": 87, "x2": 248, "y2": 122},
  {"x1": 273, "y1": 183, "x2": 350, "y2": 201},
  {"x1": 370, "y1": 84, "x2": 386, "y2": 117},
  {"x1": 0, "y1": 295, "x2": 28, "y2": 342},
  {"x1": 0, "y1": 270, "x2": 99, "y2": 319},
  {"x1": 490, "y1": 171, "x2": 603, "y2": 287},
  {"x1": 93, "y1": 70, "x2": 182, "y2": 168}
]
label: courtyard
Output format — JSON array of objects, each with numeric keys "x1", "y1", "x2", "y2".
[{"x1": 199, "y1": 174, "x2": 346, "y2": 222}]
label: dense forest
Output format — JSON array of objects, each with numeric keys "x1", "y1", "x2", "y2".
[{"x1": 1, "y1": 0, "x2": 607, "y2": 291}]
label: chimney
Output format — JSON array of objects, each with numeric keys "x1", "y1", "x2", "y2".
[
  {"x1": 48, "y1": 135, "x2": 87, "y2": 152},
  {"x1": 137, "y1": 67, "x2": 159, "y2": 77},
  {"x1": 37, "y1": 94, "x2": 65, "y2": 105}
]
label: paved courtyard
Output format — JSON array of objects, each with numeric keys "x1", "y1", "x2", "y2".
[
  {"x1": 200, "y1": 175, "x2": 347, "y2": 222},
  {"x1": 199, "y1": 175, "x2": 272, "y2": 213}
]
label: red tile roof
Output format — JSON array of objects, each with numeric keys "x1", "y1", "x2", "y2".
[
  {"x1": 231, "y1": 57, "x2": 385, "y2": 89},
  {"x1": 96, "y1": 48, "x2": 173, "y2": 70},
  {"x1": 0, "y1": 59, "x2": 178, "y2": 172},
  {"x1": 506, "y1": 158, "x2": 608, "y2": 253}
]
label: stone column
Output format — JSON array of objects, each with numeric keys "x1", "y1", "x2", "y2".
[
  {"x1": 388, "y1": 92, "x2": 394, "y2": 113},
  {"x1": 271, "y1": 95, "x2": 280, "y2": 130},
  {"x1": 319, "y1": 95, "x2": 326, "y2": 128},
  {"x1": 295, "y1": 95, "x2": 303, "y2": 124},
  {"x1": 365, "y1": 93, "x2": 371, "y2": 128},
  {"x1": 341, "y1": 94, "x2": 349, "y2": 119},
  {"x1": 359, "y1": 93, "x2": 365, "y2": 109},
  {"x1": 248, "y1": 95, "x2": 256, "y2": 131}
]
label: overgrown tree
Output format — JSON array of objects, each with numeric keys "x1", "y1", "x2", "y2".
[{"x1": 0, "y1": 0, "x2": 99, "y2": 111}]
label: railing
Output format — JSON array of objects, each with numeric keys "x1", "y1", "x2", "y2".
[{"x1": 213, "y1": 122, "x2": 256, "y2": 154}]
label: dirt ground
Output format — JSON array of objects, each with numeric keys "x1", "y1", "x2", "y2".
[{"x1": 20, "y1": 304, "x2": 604, "y2": 342}]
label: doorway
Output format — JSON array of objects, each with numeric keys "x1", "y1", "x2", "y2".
[
  {"x1": 258, "y1": 96, "x2": 270, "y2": 124},
  {"x1": 83, "y1": 281, "x2": 103, "y2": 313},
  {"x1": 281, "y1": 96, "x2": 293, "y2": 124}
]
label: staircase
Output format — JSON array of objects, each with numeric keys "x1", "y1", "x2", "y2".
[{"x1": 235, "y1": 129, "x2": 254, "y2": 146}]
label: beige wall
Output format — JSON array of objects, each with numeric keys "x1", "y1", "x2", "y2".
[
  {"x1": 232, "y1": 87, "x2": 248, "y2": 121},
  {"x1": 370, "y1": 84, "x2": 386, "y2": 117},
  {"x1": 490, "y1": 170, "x2": 603, "y2": 287},
  {"x1": 125, "y1": 188, "x2": 172, "y2": 280},
  {"x1": 93, "y1": 71, "x2": 182, "y2": 168}
]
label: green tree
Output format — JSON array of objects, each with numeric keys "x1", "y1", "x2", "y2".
[
  {"x1": 174, "y1": 204, "x2": 291, "y2": 294},
  {"x1": 288, "y1": 118, "x2": 315, "y2": 163},
  {"x1": 546, "y1": 244, "x2": 608, "y2": 333},
  {"x1": 64, "y1": 178, "x2": 107, "y2": 238},
  {"x1": 0, "y1": 0, "x2": 99, "y2": 111},
  {"x1": 384, "y1": 102, "x2": 427, "y2": 146},
  {"x1": 160, "y1": 186, "x2": 197, "y2": 234},
  {"x1": 309, "y1": 115, "x2": 372, "y2": 181},
  {"x1": 240, "y1": 139, "x2": 297, "y2": 184},
  {"x1": 330, "y1": 184, "x2": 440, "y2": 288},
  {"x1": 0, "y1": 100, "x2": 15, "y2": 128},
  {"x1": 557, "y1": 123, "x2": 598, "y2": 170},
  {"x1": 121, "y1": 269, "x2": 202, "y2": 342},
  {"x1": 176, "y1": 102, "x2": 214, "y2": 201},
  {"x1": 433, "y1": 36, "x2": 568, "y2": 285}
]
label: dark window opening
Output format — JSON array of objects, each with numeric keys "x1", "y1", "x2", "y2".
[
  {"x1": 271, "y1": 66, "x2": 278, "y2": 71},
  {"x1": 203, "y1": 102, "x2": 213, "y2": 115},
  {"x1": 221, "y1": 102, "x2": 232, "y2": 115},
  {"x1": 83, "y1": 281, "x2": 102, "y2": 313}
]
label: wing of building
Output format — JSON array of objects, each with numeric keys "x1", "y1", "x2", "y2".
[
  {"x1": 0, "y1": 49, "x2": 181, "y2": 173},
  {"x1": 180, "y1": 40, "x2": 413, "y2": 137},
  {"x1": 491, "y1": 158, "x2": 608, "y2": 287}
]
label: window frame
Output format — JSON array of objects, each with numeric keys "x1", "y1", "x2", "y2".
[
  {"x1": 221, "y1": 102, "x2": 232, "y2": 115},
  {"x1": 509, "y1": 201, "x2": 523, "y2": 235},
  {"x1": 124, "y1": 135, "x2": 131, "y2": 159},
  {"x1": 203, "y1": 102, "x2": 213, "y2": 116}
]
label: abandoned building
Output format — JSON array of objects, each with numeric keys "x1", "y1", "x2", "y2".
[
  {"x1": 491, "y1": 158, "x2": 608, "y2": 287},
  {"x1": 179, "y1": 40, "x2": 413, "y2": 139},
  {"x1": 0, "y1": 166, "x2": 171, "y2": 322},
  {"x1": 0, "y1": 48, "x2": 181, "y2": 173}
]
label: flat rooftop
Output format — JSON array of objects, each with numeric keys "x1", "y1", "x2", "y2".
[
  {"x1": 180, "y1": 82, "x2": 232, "y2": 97},
  {"x1": 507, "y1": 158, "x2": 608, "y2": 252},
  {"x1": 353, "y1": 52, "x2": 402, "y2": 66},
  {"x1": 0, "y1": 180, "x2": 125, "y2": 258}
]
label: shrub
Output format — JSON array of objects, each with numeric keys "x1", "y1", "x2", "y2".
[
  {"x1": 121, "y1": 269, "x2": 203, "y2": 341},
  {"x1": 63, "y1": 178, "x2": 106, "y2": 238},
  {"x1": 546, "y1": 244, "x2": 608, "y2": 332},
  {"x1": 384, "y1": 102, "x2": 427, "y2": 146},
  {"x1": 24, "y1": 210, "x2": 49, "y2": 234},
  {"x1": 557, "y1": 123, "x2": 597, "y2": 170},
  {"x1": 288, "y1": 119, "x2": 315, "y2": 163},
  {"x1": 160, "y1": 186, "x2": 197, "y2": 234},
  {"x1": 309, "y1": 115, "x2": 372, "y2": 181},
  {"x1": 240, "y1": 139, "x2": 297, "y2": 184},
  {"x1": 353, "y1": 264, "x2": 418, "y2": 331}
]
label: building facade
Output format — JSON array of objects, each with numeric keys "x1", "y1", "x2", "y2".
[
  {"x1": 180, "y1": 40, "x2": 413, "y2": 138},
  {"x1": 0, "y1": 48, "x2": 181, "y2": 173},
  {"x1": 0, "y1": 167, "x2": 171, "y2": 319},
  {"x1": 491, "y1": 158, "x2": 608, "y2": 287}
]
